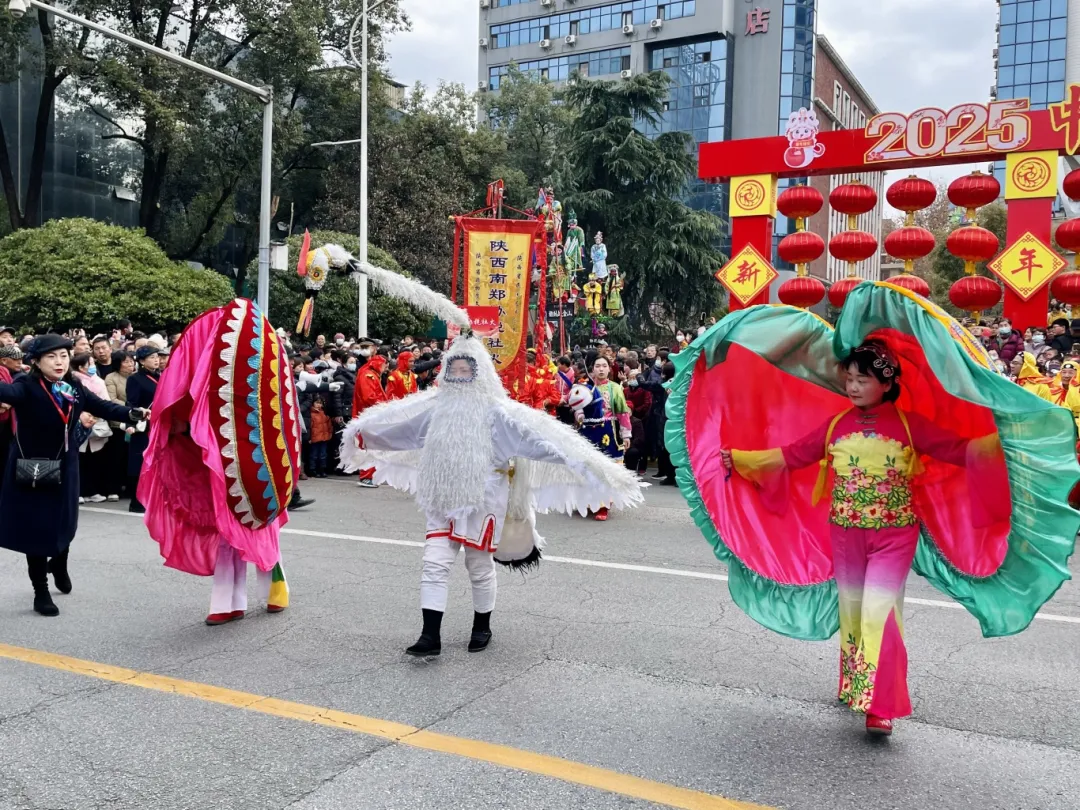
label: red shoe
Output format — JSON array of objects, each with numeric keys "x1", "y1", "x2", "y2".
[
  {"x1": 593, "y1": 507, "x2": 609, "y2": 521},
  {"x1": 865, "y1": 714, "x2": 893, "y2": 736},
  {"x1": 205, "y1": 610, "x2": 245, "y2": 626},
  {"x1": 266, "y1": 604, "x2": 286, "y2": 614}
]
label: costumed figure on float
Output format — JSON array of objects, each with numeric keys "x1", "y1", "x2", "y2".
[
  {"x1": 564, "y1": 210, "x2": 586, "y2": 280},
  {"x1": 341, "y1": 294, "x2": 644, "y2": 657},
  {"x1": 605, "y1": 265, "x2": 624, "y2": 317},
  {"x1": 666, "y1": 282, "x2": 1079, "y2": 736},
  {"x1": 590, "y1": 231, "x2": 609, "y2": 281},
  {"x1": 584, "y1": 274, "x2": 604, "y2": 315},
  {"x1": 139, "y1": 299, "x2": 299, "y2": 626}
]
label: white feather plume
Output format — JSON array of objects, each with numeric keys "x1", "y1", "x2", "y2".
[{"x1": 313, "y1": 242, "x2": 470, "y2": 329}]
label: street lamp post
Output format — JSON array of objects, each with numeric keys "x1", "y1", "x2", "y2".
[
  {"x1": 311, "y1": 0, "x2": 388, "y2": 340},
  {"x1": 6, "y1": 0, "x2": 275, "y2": 312}
]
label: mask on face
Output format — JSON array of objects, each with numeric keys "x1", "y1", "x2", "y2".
[
  {"x1": 87, "y1": 366, "x2": 97, "y2": 376},
  {"x1": 999, "y1": 326, "x2": 1012, "y2": 337},
  {"x1": 360, "y1": 348, "x2": 373, "y2": 358},
  {"x1": 335, "y1": 339, "x2": 344, "y2": 346},
  {"x1": 346, "y1": 361, "x2": 357, "y2": 371},
  {"x1": 1033, "y1": 333, "x2": 1045, "y2": 345}
]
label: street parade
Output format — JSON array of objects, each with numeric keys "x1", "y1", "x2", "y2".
[{"x1": 2, "y1": 1, "x2": 1080, "y2": 809}]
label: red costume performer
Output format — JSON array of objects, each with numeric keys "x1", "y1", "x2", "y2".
[
  {"x1": 386, "y1": 351, "x2": 418, "y2": 400},
  {"x1": 352, "y1": 354, "x2": 388, "y2": 485}
]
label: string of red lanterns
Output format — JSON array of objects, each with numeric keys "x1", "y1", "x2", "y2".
[
  {"x1": 776, "y1": 185, "x2": 826, "y2": 309},
  {"x1": 883, "y1": 175, "x2": 934, "y2": 298},
  {"x1": 945, "y1": 171, "x2": 1002, "y2": 324},
  {"x1": 827, "y1": 181, "x2": 878, "y2": 308},
  {"x1": 1052, "y1": 168, "x2": 1080, "y2": 317}
]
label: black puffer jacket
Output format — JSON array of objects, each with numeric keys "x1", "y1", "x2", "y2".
[{"x1": 330, "y1": 365, "x2": 356, "y2": 420}]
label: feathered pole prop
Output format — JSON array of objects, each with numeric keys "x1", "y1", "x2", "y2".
[
  {"x1": 313, "y1": 243, "x2": 472, "y2": 331},
  {"x1": 295, "y1": 231, "x2": 330, "y2": 337}
]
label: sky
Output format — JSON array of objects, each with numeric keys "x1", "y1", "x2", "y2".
[{"x1": 386, "y1": 0, "x2": 1001, "y2": 205}]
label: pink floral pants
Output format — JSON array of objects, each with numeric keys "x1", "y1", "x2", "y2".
[{"x1": 832, "y1": 525, "x2": 919, "y2": 719}]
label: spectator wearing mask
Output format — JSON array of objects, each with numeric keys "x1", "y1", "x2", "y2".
[
  {"x1": 126, "y1": 345, "x2": 165, "y2": 513},
  {"x1": 638, "y1": 360, "x2": 677, "y2": 484},
  {"x1": 1026, "y1": 328, "x2": 1051, "y2": 362},
  {"x1": 104, "y1": 351, "x2": 135, "y2": 501},
  {"x1": 71, "y1": 353, "x2": 116, "y2": 504},
  {"x1": 623, "y1": 361, "x2": 652, "y2": 476},
  {"x1": 990, "y1": 319, "x2": 1024, "y2": 363},
  {"x1": 291, "y1": 355, "x2": 341, "y2": 480},
  {"x1": 327, "y1": 350, "x2": 357, "y2": 473},
  {"x1": 386, "y1": 351, "x2": 418, "y2": 400},
  {"x1": 351, "y1": 350, "x2": 389, "y2": 488},
  {"x1": 91, "y1": 336, "x2": 114, "y2": 377}
]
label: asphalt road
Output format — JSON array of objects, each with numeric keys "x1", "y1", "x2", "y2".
[{"x1": 1, "y1": 476, "x2": 1078, "y2": 810}]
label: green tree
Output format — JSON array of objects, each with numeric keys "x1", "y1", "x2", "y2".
[
  {"x1": 0, "y1": 218, "x2": 233, "y2": 331},
  {"x1": 481, "y1": 65, "x2": 574, "y2": 196},
  {"x1": 258, "y1": 230, "x2": 430, "y2": 340},
  {"x1": 562, "y1": 73, "x2": 724, "y2": 330},
  {"x1": 318, "y1": 82, "x2": 505, "y2": 292}
]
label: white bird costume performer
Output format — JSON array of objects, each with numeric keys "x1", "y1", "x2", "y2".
[{"x1": 341, "y1": 335, "x2": 645, "y2": 657}]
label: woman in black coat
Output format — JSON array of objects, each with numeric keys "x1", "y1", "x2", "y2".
[
  {"x1": 125, "y1": 345, "x2": 163, "y2": 513},
  {"x1": 0, "y1": 335, "x2": 148, "y2": 616}
]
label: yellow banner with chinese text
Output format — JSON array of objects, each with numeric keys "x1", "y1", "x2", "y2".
[{"x1": 464, "y1": 228, "x2": 532, "y2": 376}]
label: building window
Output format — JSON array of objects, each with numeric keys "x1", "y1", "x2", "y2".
[
  {"x1": 995, "y1": 0, "x2": 1067, "y2": 109},
  {"x1": 488, "y1": 46, "x2": 633, "y2": 88},
  {"x1": 489, "y1": 0, "x2": 698, "y2": 48},
  {"x1": 833, "y1": 81, "x2": 842, "y2": 116}
]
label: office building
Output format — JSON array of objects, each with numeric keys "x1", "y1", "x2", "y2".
[{"x1": 478, "y1": 0, "x2": 884, "y2": 282}]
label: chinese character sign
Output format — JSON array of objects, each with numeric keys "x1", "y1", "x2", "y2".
[
  {"x1": 745, "y1": 8, "x2": 770, "y2": 35},
  {"x1": 715, "y1": 244, "x2": 778, "y2": 306},
  {"x1": 462, "y1": 220, "x2": 541, "y2": 383},
  {"x1": 988, "y1": 232, "x2": 1065, "y2": 301}
]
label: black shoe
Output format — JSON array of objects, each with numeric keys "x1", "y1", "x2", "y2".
[
  {"x1": 128, "y1": 499, "x2": 146, "y2": 514},
  {"x1": 468, "y1": 610, "x2": 492, "y2": 652},
  {"x1": 33, "y1": 591, "x2": 59, "y2": 617},
  {"x1": 406, "y1": 608, "x2": 443, "y2": 656},
  {"x1": 660, "y1": 477, "x2": 677, "y2": 486},
  {"x1": 290, "y1": 497, "x2": 315, "y2": 510},
  {"x1": 48, "y1": 554, "x2": 71, "y2": 594},
  {"x1": 468, "y1": 630, "x2": 492, "y2": 652},
  {"x1": 406, "y1": 634, "x2": 442, "y2": 656},
  {"x1": 650, "y1": 473, "x2": 666, "y2": 481}
]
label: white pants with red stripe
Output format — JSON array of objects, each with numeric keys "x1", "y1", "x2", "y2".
[
  {"x1": 209, "y1": 539, "x2": 274, "y2": 615},
  {"x1": 420, "y1": 536, "x2": 497, "y2": 613}
]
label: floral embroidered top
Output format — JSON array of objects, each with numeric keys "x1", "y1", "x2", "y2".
[{"x1": 732, "y1": 403, "x2": 984, "y2": 531}]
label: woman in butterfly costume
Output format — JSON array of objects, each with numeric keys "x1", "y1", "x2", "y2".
[
  {"x1": 341, "y1": 320, "x2": 645, "y2": 658},
  {"x1": 667, "y1": 282, "x2": 1078, "y2": 737}
]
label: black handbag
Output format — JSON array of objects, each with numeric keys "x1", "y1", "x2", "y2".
[{"x1": 13, "y1": 429, "x2": 65, "y2": 490}]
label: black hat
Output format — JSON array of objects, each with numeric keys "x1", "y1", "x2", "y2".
[
  {"x1": 1053, "y1": 317, "x2": 1070, "y2": 329},
  {"x1": 0, "y1": 325, "x2": 15, "y2": 337},
  {"x1": 1071, "y1": 319, "x2": 1080, "y2": 331},
  {"x1": 135, "y1": 345, "x2": 166, "y2": 361},
  {"x1": 26, "y1": 334, "x2": 73, "y2": 360}
]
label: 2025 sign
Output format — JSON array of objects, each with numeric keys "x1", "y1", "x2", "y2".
[{"x1": 865, "y1": 100, "x2": 1032, "y2": 163}]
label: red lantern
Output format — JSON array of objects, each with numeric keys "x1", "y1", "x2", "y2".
[
  {"x1": 1063, "y1": 169, "x2": 1080, "y2": 203},
  {"x1": 1056, "y1": 218, "x2": 1080, "y2": 259},
  {"x1": 830, "y1": 182, "x2": 878, "y2": 219},
  {"x1": 778, "y1": 231, "x2": 826, "y2": 267},
  {"x1": 885, "y1": 226, "x2": 935, "y2": 267},
  {"x1": 777, "y1": 185, "x2": 824, "y2": 223},
  {"x1": 778, "y1": 276, "x2": 826, "y2": 309},
  {"x1": 886, "y1": 176, "x2": 936, "y2": 221},
  {"x1": 887, "y1": 273, "x2": 931, "y2": 298},
  {"x1": 1051, "y1": 271, "x2": 1080, "y2": 318},
  {"x1": 828, "y1": 277, "x2": 864, "y2": 309},
  {"x1": 948, "y1": 275, "x2": 1001, "y2": 321},
  {"x1": 946, "y1": 225, "x2": 999, "y2": 280},
  {"x1": 829, "y1": 230, "x2": 878, "y2": 264},
  {"x1": 947, "y1": 171, "x2": 1000, "y2": 219}
]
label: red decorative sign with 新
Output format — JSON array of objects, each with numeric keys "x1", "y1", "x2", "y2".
[{"x1": 699, "y1": 92, "x2": 1080, "y2": 181}]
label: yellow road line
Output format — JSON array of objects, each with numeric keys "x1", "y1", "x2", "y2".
[{"x1": 0, "y1": 643, "x2": 771, "y2": 810}]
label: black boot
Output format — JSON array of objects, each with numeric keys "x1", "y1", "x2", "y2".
[
  {"x1": 468, "y1": 611, "x2": 492, "y2": 652},
  {"x1": 406, "y1": 608, "x2": 443, "y2": 657},
  {"x1": 27, "y1": 556, "x2": 58, "y2": 617},
  {"x1": 48, "y1": 550, "x2": 72, "y2": 594}
]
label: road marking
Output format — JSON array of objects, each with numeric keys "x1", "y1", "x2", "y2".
[
  {"x1": 0, "y1": 643, "x2": 769, "y2": 810},
  {"x1": 81, "y1": 507, "x2": 1080, "y2": 625}
]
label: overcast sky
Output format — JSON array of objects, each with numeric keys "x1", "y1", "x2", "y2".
[{"x1": 387, "y1": 0, "x2": 1000, "y2": 197}]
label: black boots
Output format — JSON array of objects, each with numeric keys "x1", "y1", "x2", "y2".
[
  {"x1": 48, "y1": 550, "x2": 72, "y2": 594},
  {"x1": 405, "y1": 610, "x2": 493, "y2": 655},
  {"x1": 469, "y1": 611, "x2": 492, "y2": 653},
  {"x1": 406, "y1": 609, "x2": 443, "y2": 656},
  {"x1": 27, "y1": 556, "x2": 58, "y2": 617}
]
